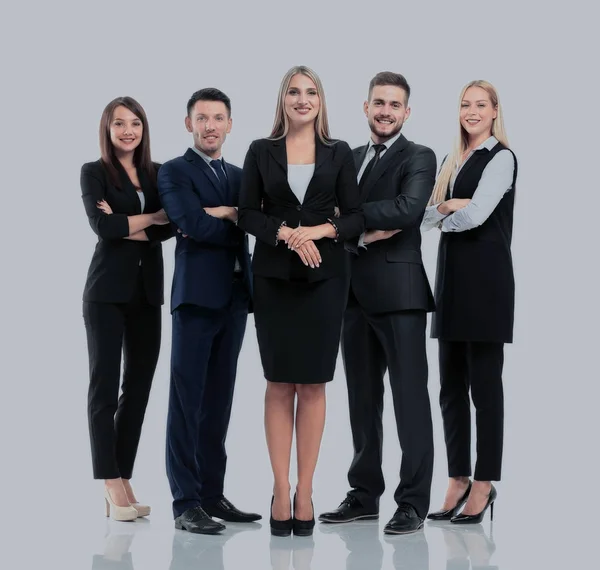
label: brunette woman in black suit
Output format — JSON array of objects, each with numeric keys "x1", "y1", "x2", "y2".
[
  {"x1": 422, "y1": 81, "x2": 517, "y2": 524},
  {"x1": 238, "y1": 66, "x2": 364, "y2": 537},
  {"x1": 81, "y1": 97, "x2": 173, "y2": 521}
]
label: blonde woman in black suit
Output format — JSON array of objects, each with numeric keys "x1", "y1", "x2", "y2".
[
  {"x1": 238, "y1": 66, "x2": 364, "y2": 537},
  {"x1": 81, "y1": 96, "x2": 172, "y2": 521}
]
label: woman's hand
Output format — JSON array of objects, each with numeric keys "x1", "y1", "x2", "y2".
[
  {"x1": 96, "y1": 199, "x2": 113, "y2": 214},
  {"x1": 152, "y1": 209, "x2": 170, "y2": 225},
  {"x1": 294, "y1": 240, "x2": 322, "y2": 268},
  {"x1": 286, "y1": 224, "x2": 335, "y2": 250},
  {"x1": 437, "y1": 199, "x2": 471, "y2": 215}
]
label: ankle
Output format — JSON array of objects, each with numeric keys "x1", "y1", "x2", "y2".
[{"x1": 294, "y1": 485, "x2": 313, "y2": 500}]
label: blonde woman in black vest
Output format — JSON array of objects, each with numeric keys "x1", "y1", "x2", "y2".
[{"x1": 422, "y1": 80, "x2": 517, "y2": 524}]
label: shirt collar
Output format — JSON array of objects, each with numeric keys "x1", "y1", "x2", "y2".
[
  {"x1": 367, "y1": 129, "x2": 403, "y2": 152},
  {"x1": 191, "y1": 145, "x2": 224, "y2": 165},
  {"x1": 477, "y1": 135, "x2": 498, "y2": 151}
]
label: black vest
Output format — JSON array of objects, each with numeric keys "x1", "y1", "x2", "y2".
[{"x1": 431, "y1": 142, "x2": 518, "y2": 343}]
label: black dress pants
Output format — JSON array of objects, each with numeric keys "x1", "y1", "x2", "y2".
[
  {"x1": 438, "y1": 340, "x2": 504, "y2": 481},
  {"x1": 342, "y1": 292, "x2": 434, "y2": 519},
  {"x1": 83, "y1": 273, "x2": 161, "y2": 479}
]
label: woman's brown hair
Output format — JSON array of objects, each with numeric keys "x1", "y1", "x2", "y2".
[{"x1": 99, "y1": 96, "x2": 156, "y2": 188}]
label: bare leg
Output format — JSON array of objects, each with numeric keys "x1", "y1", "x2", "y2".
[
  {"x1": 121, "y1": 479, "x2": 138, "y2": 504},
  {"x1": 265, "y1": 381, "x2": 296, "y2": 520},
  {"x1": 295, "y1": 383, "x2": 326, "y2": 520},
  {"x1": 461, "y1": 480, "x2": 492, "y2": 515},
  {"x1": 441, "y1": 476, "x2": 471, "y2": 510},
  {"x1": 105, "y1": 478, "x2": 130, "y2": 507}
]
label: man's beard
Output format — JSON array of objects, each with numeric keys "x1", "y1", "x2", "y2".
[{"x1": 369, "y1": 116, "x2": 403, "y2": 140}]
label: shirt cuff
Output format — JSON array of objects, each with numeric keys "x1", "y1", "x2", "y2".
[{"x1": 358, "y1": 232, "x2": 368, "y2": 249}]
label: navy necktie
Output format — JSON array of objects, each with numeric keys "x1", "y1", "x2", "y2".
[
  {"x1": 359, "y1": 144, "x2": 385, "y2": 190},
  {"x1": 210, "y1": 159, "x2": 227, "y2": 194}
]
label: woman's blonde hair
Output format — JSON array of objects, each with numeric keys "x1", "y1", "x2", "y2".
[
  {"x1": 429, "y1": 80, "x2": 509, "y2": 205},
  {"x1": 269, "y1": 65, "x2": 332, "y2": 144}
]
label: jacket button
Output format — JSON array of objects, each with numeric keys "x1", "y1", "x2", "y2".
[{"x1": 296, "y1": 205, "x2": 302, "y2": 211}]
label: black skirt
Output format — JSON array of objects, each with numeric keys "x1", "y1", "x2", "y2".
[{"x1": 253, "y1": 275, "x2": 349, "y2": 384}]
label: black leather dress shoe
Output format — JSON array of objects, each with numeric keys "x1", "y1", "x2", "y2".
[
  {"x1": 318, "y1": 495, "x2": 378, "y2": 524},
  {"x1": 175, "y1": 506, "x2": 225, "y2": 534},
  {"x1": 203, "y1": 497, "x2": 262, "y2": 523},
  {"x1": 383, "y1": 503, "x2": 424, "y2": 534}
]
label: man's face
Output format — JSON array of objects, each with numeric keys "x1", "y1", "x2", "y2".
[
  {"x1": 364, "y1": 85, "x2": 411, "y2": 143},
  {"x1": 185, "y1": 100, "x2": 232, "y2": 158}
]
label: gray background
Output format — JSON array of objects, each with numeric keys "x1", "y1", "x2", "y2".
[{"x1": 1, "y1": 0, "x2": 598, "y2": 568}]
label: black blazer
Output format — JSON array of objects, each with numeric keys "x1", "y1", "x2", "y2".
[
  {"x1": 81, "y1": 160, "x2": 174, "y2": 306},
  {"x1": 347, "y1": 134, "x2": 437, "y2": 313},
  {"x1": 237, "y1": 136, "x2": 364, "y2": 282}
]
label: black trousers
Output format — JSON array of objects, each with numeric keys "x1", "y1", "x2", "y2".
[
  {"x1": 342, "y1": 292, "x2": 434, "y2": 519},
  {"x1": 166, "y1": 279, "x2": 248, "y2": 518},
  {"x1": 83, "y1": 273, "x2": 161, "y2": 480},
  {"x1": 438, "y1": 340, "x2": 504, "y2": 481}
]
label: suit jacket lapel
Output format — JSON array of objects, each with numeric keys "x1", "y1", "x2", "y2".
[
  {"x1": 362, "y1": 133, "x2": 409, "y2": 197},
  {"x1": 116, "y1": 162, "x2": 142, "y2": 213},
  {"x1": 184, "y1": 148, "x2": 226, "y2": 202}
]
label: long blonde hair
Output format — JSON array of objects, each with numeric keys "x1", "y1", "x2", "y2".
[
  {"x1": 269, "y1": 65, "x2": 332, "y2": 144},
  {"x1": 429, "y1": 80, "x2": 509, "y2": 205}
]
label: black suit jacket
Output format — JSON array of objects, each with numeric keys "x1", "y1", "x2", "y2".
[
  {"x1": 237, "y1": 136, "x2": 364, "y2": 282},
  {"x1": 348, "y1": 134, "x2": 436, "y2": 313},
  {"x1": 157, "y1": 149, "x2": 252, "y2": 312},
  {"x1": 81, "y1": 160, "x2": 174, "y2": 306}
]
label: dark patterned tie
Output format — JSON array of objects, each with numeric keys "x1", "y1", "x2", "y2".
[
  {"x1": 359, "y1": 144, "x2": 385, "y2": 190},
  {"x1": 210, "y1": 159, "x2": 228, "y2": 194}
]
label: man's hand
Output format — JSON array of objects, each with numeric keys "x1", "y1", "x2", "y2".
[
  {"x1": 363, "y1": 229, "x2": 402, "y2": 245},
  {"x1": 437, "y1": 199, "x2": 471, "y2": 216},
  {"x1": 204, "y1": 206, "x2": 238, "y2": 223}
]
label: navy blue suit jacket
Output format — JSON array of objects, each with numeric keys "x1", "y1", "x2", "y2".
[{"x1": 157, "y1": 148, "x2": 253, "y2": 313}]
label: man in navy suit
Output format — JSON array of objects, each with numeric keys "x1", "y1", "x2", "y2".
[{"x1": 158, "y1": 88, "x2": 259, "y2": 534}]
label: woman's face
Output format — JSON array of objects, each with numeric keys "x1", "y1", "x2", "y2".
[
  {"x1": 284, "y1": 74, "x2": 320, "y2": 127},
  {"x1": 110, "y1": 105, "x2": 143, "y2": 155},
  {"x1": 460, "y1": 86, "x2": 497, "y2": 141}
]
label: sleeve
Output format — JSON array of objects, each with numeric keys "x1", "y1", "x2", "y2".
[
  {"x1": 421, "y1": 204, "x2": 448, "y2": 231},
  {"x1": 157, "y1": 162, "x2": 239, "y2": 247},
  {"x1": 361, "y1": 146, "x2": 437, "y2": 230},
  {"x1": 441, "y1": 150, "x2": 515, "y2": 233},
  {"x1": 144, "y1": 223, "x2": 175, "y2": 244},
  {"x1": 80, "y1": 163, "x2": 130, "y2": 239},
  {"x1": 237, "y1": 142, "x2": 286, "y2": 246},
  {"x1": 331, "y1": 143, "x2": 365, "y2": 240}
]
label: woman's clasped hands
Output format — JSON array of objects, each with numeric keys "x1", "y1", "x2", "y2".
[{"x1": 278, "y1": 225, "x2": 329, "y2": 269}]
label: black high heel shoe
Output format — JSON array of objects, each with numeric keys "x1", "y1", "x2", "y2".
[
  {"x1": 270, "y1": 496, "x2": 293, "y2": 537},
  {"x1": 427, "y1": 480, "x2": 472, "y2": 521},
  {"x1": 451, "y1": 484, "x2": 497, "y2": 524},
  {"x1": 292, "y1": 493, "x2": 315, "y2": 537}
]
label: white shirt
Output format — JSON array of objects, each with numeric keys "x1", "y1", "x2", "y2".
[{"x1": 421, "y1": 136, "x2": 515, "y2": 233}]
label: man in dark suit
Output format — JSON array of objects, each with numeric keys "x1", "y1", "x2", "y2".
[
  {"x1": 158, "y1": 88, "x2": 260, "y2": 534},
  {"x1": 319, "y1": 72, "x2": 437, "y2": 534}
]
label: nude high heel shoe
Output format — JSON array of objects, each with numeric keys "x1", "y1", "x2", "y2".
[
  {"x1": 104, "y1": 488, "x2": 138, "y2": 521},
  {"x1": 131, "y1": 502, "x2": 151, "y2": 517}
]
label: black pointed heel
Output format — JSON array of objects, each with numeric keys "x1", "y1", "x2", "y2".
[
  {"x1": 292, "y1": 493, "x2": 315, "y2": 537},
  {"x1": 451, "y1": 484, "x2": 497, "y2": 524},
  {"x1": 270, "y1": 496, "x2": 292, "y2": 537},
  {"x1": 427, "y1": 481, "x2": 472, "y2": 521}
]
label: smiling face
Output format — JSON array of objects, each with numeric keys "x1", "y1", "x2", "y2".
[
  {"x1": 109, "y1": 105, "x2": 143, "y2": 155},
  {"x1": 364, "y1": 85, "x2": 410, "y2": 143},
  {"x1": 460, "y1": 86, "x2": 497, "y2": 143},
  {"x1": 185, "y1": 100, "x2": 232, "y2": 159},
  {"x1": 284, "y1": 73, "x2": 320, "y2": 128}
]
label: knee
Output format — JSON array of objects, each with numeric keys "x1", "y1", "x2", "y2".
[
  {"x1": 295, "y1": 384, "x2": 325, "y2": 403},
  {"x1": 266, "y1": 381, "x2": 296, "y2": 403}
]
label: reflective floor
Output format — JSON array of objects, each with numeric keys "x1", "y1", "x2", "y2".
[{"x1": 10, "y1": 503, "x2": 590, "y2": 569}]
